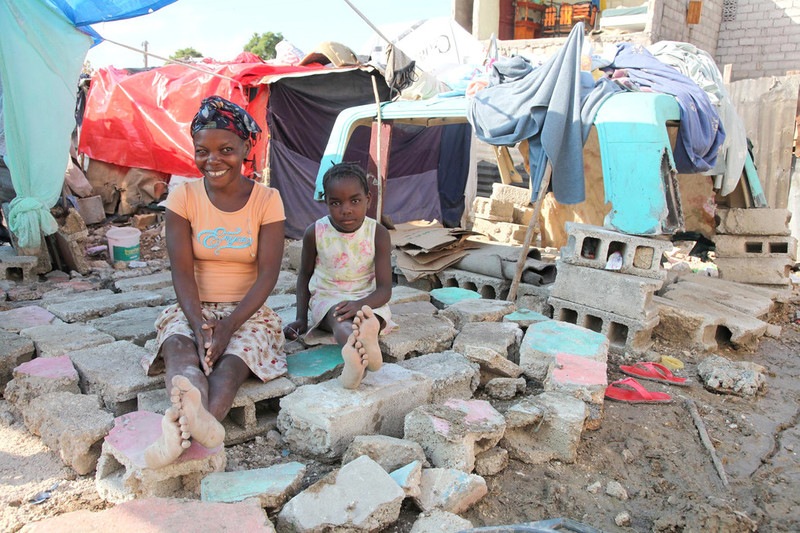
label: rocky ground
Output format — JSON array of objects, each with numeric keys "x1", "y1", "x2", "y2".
[{"x1": 0, "y1": 220, "x2": 798, "y2": 532}]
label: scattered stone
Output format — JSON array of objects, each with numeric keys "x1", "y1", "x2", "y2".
[
  {"x1": 474, "y1": 447, "x2": 508, "y2": 476},
  {"x1": 485, "y1": 377, "x2": 526, "y2": 400},
  {"x1": 342, "y1": 435, "x2": 427, "y2": 472},
  {"x1": 0, "y1": 305, "x2": 58, "y2": 332},
  {"x1": 398, "y1": 351, "x2": 480, "y2": 404},
  {"x1": 88, "y1": 306, "x2": 166, "y2": 346},
  {"x1": 20, "y1": 322, "x2": 115, "y2": 358},
  {"x1": 765, "y1": 324, "x2": 781, "y2": 338},
  {"x1": 453, "y1": 321, "x2": 523, "y2": 375},
  {"x1": 0, "y1": 329, "x2": 35, "y2": 388},
  {"x1": 6, "y1": 284, "x2": 48, "y2": 302},
  {"x1": 410, "y1": 510, "x2": 474, "y2": 533},
  {"x1": 606, "y1": 481, "x2": 629, "y2": 500},
  {"x1": 277, "y1": 455, "x2": 404, "y2": 532},
  {"x1": 413, "y1": 468, "x2": 487, "y2": 513},
  {"x1": 22, "y1": 391, "x2": 114, "y2": 475},
  {"x1": 378, "y1": 313, "x2": 458, "y2": 362},
  {"x1": 4, "y1": 355, "x2": 80, "y2": 409},
  {"x1": 615, "y1": 511, "x2": 632, "y2": 527},
  {"x1": 43, "y1": 289, "x2": 164, "y2": 322},
  {"x1": 430, "y1": 287, "x2": 481, "y2": 309},
  {"x1": 586, "y1": 481, "x2": 601, "y2": 494},
  {"x1": 114, "y1": 271, "x2": 172, "y2": 292},
  {"x1": 439, "y1": 298, "x2": 517, "y2": 330},
  {"x1": 697, "y1": 354, "x2": 766, "y2": 396},
  {"x1": 390, "y1": 460, "x2": 423, "y2": 498},
  {"x1": 201, "y1": 462, "x2": 305, "y2": 509},
  {"x1": 622, "y1": 449, "x2": 635, "y2": 464},
  {"x1": 404, "y1": 399, "x2": 506, "y2": 473}
]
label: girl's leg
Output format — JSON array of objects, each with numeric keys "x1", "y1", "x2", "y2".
[
  {"x1": 321, "y1": 307, "x2": 356, "y2": 346},
  {"x1": 206, "y1": 354, "x2": 252, "y2": 420}
]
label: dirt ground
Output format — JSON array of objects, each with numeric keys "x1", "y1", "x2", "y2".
[{"x1": 1, "y1": 227, "x2": 798, "y2": 531}]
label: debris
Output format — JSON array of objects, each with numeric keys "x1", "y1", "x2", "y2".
[
  {"x1": 697, "y1": 354, "x2": 765, "y2": 396},
  {"x1": 28, "y1": 481, "x2": 60, "y2": 505},
  {"x1": 605, "y1": 480, "x2": 629, "y2": 500},
  {"x1": 586, "y1": 481, "x2": 601, "y2": 494},
  {"x1": 615, "y1": 511, "x2": 632, "y2": 526},
  {"x1": 683, "y1": 397, "x2": 729, "y2": 488}
]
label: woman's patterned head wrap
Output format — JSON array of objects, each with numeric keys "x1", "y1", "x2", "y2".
[{"x1": 190, "y1": 95, "x2": 262, "y2": 142}]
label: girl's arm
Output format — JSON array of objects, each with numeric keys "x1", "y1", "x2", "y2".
[
  {"x1": 284, "y1": 224, "x2": 317, "y2": 340},
  {"x1": 165, "y1": 209, "x2": 211, "y2": 370},
  {"x1": 204, "y1": 220, "x2": 284, "y2": 367},
  {"x1": 333, "y1": 223, "x2": 393, "y2": 321}
]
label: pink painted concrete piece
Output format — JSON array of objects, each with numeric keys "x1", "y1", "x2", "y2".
[
  {"x1": 14, "y1": 355, "x2": 77, "y2": 380},
  {"x1": 105, "y1": 411, "x2": 221, "y2": 469},
  {"x1": 0, "y1": 305, "x2": 56, "y2": 330},
  {"x1": 551, "y1": 353, "x2": 608, "y2": 387},
  {"x1": 21, "y1": 497, "x2": 273, "y2": 533},
  {"x1": 445, "y1": 399, "x2": 502, "y2": 425},
  {"x1": 54, "y1": 280, "x2": 96, "y2": 292}
]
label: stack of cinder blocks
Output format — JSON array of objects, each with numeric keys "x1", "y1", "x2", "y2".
[
  {"x1": 548, "y1": 223, "x2": 672, "y2": 356},
  {"x1": 471, "y1": 183, "x2": 534, "y2": 246},
  {"x1": 714, "y1": 208, "x2": 796, "y2": 288}
]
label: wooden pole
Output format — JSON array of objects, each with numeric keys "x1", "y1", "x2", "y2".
[
  {"x1": 684, "y1": 397, "x2": 730, "y2": 488},
  {"x1": 507, "y1": 163, "x2": 551, "y2": 302}
]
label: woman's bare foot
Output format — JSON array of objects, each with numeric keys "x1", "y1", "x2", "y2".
[
  {"x1": 171, "y1": 375, "x2": 225, "y2": 449},
  {"x1": 144, "y1": 407, "x2": 185, "y2": 468},
  {"x1": 340, "y1": 333, "x2": 368, "y2": 389},
  {"x1": 353, "y1": 306, "x2": 382, "y2": 372}
]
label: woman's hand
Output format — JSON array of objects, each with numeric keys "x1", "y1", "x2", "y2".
[
  {"x1": 333, "y1": 300, "x2": 361, "y2": 322},
  {"x1": 191, "y1": 322, "x2": 213, "y2": 375},
  {"x1": 202, "y1": 317, "x2": 236, "y2": 371},
  {"x1": 283, "y1": 320, "x2": 308, "y2": 341}
]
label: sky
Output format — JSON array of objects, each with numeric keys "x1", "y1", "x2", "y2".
[{"x1": 85, "y1": 0, "x2": 453, "y2": 69}]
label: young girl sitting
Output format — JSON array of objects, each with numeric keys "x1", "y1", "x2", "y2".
[{"x1": 283, "y1": 162, "x2": 394, "y2": 389}]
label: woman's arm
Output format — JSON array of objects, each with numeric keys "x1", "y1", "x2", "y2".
[
  {"x1": 284, "y1": 224, "x2": 317, "y2": 340},
  {"x1": 165, "y1": 209, "x2": 211, "y2": 368},
  {"x1": 204, "y1": 220, "x2": 284, "y2": 366},
  {"x1": 333, "y1": 223, "x2": 393, "y2": 321}
]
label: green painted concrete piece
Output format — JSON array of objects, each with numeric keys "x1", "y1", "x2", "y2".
[
  {"x1": 201, "y1": 462, "x2": 305, "y2": 503},
  {"x1": 523, "y1": 320, "x2": 607, "y2": 358},
  {"x1": 504, "y1": 309, "x2": 550, "y2": 324},
  {"x1": 287, "y1": 345, "x2": 343, "y2": 377},
  {"x1": 430, "y1": 287, "x2": 482, "y2": 307}
]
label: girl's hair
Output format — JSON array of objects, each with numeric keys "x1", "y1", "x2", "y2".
[{"x1": 321, "y1": 162, "x2": 370, "y2": 198}]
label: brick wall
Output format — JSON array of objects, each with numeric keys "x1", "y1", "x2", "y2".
[
  {"x1": 650, "y1": 0, "x2": 724, "y2": 56},
  {"x1": 715, "y1": 0, "x2": 800, "y2": 81}
]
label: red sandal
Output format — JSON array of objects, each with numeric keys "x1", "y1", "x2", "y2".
[
  {"x1": 604, "y1": 377, "x2": 674, "y2": 404},
  {"x1": 619, "y1": 362, "x2": 690, "y2": 387}
]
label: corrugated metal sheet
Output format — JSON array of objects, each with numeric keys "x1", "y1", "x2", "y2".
[{"x1": 728, "y1": 75, "x2": 800, "y2": 209}]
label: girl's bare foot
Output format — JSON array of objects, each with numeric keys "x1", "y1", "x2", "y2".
[
  {"x1": 353, "y1": 305, "x2": 382, "y2": 372},
  {"x1": 144, "y1": 407, "x2": 185, "y2": 468},
  {"x1": 340, "y1": 333, "x2": 368, "y2": 389},
  {"x1": 171, "y1": 375, "x2": 225, "y2": 449}
]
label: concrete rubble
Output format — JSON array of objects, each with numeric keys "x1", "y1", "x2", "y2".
[
  {"x1": 413, "y1": 468, "x2": 488, "y2": 513},
  {"x1": 697, "y1": 354, "x2": 766, "y2": 396},
  {"x1": 342, "y1": 435, "x2": 427, "y2": 472},
  {"x1": 390, "y1": 460, "x2": 423, "y2": 497},
  {"x1": 4, "y1": 355, "x2": 80, "y2": 409},
  {"x1": 411, "y1": 510, "x2": 474, "y2": 533},
  {"x1": 201, "y1": 462, "x2": 305, "y2": 509}
]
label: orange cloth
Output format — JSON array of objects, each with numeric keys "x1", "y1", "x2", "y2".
[{"x1": 166, "y1": 179, "x2": 285, "y2": 302}]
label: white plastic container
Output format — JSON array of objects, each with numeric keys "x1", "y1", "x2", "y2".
[{"x1": 107, "y1": 227, "x2": 141, "y2": 262}]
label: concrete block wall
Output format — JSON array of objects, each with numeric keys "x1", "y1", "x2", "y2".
[
  {"x1": 715, "y1": 0, "x2": 800, "y2": 81},
  {"x1": 651, "y1": 0, "x2": 724, "y2": 57}
]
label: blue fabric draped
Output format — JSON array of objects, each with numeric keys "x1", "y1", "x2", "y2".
[{"x1": 45, "y1": 0, "x2": 179, "y2": 25}]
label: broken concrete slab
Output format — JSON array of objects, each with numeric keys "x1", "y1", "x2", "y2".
[
  {"x1": 653, "y1": 295, "x2": 723, "y2": 352},
  {"x1": 715, "y1": 256, "x2": 792, "y2": 286},
  {"x1": 0, "y1": 329, "x2": 35, "y2": 388},
  {"x1": 0, "y1": 305, "x2": 58, "y2": 332},
  {"x1": 551, "y1": 261, "x2": 662, "y2": 320},
  {"x1": 88, "y1": 306, "x2": 166, "y2": 346},
  {"x1": 501, "y1": 392, "x2": 588, "y2": 464},
  {"x1": 713, "y1": 234, "x2": 797, "y2": 259},
  {"x1": 342, "y1": 435, "x2": 427, "y2": 472},
  {"x1": 286, "y1": 344, "x2": 343, "y2": 386},
  {"x1": 273, "y1": 270, "x2": 297, "y2": 295},
  {"x1": 503, "y1": 309, "x2": 550, "y2": 329},
  {"x1": 43, "y1": 289, "x2": 165, "y2": 322},
  {"x1": 413, "y1": 468, "x2": 488, "y2": 514},
  {"x1": 70, "y1": 341, "x2": 163, "y2": 415},
  {"x1": 266, "y1": 293, "x2": 296, "y2": 312},
  {"x1": 474, "y1": 196, "x2": 514, "y2": 222},
  {"x1": 544, "y1": 353, "x2": 607, "y2": 430},
  {"x1": 452, "y1": 321, "x2": 523, "y2": 371},
  {"x1": 152, "y1": 285, "x2": 177, "y2": 305},
  {"x1": 660, "y1": 279, "x2": 774, "y2": 318},
  {"x1": 410, "y1": 510, "x2": 474, "y2": 533},
  {"x1": 390, "y1": 300, "x2": 439, "y2": 316},
  {"x1": 715, "y1": 207, "x2": 791, "y2": 236},
  {"x1": 21, "y1": 498, "x2": 274, "y2": 533},
  {"x1": 430, "y1": 286, "x2": 482, "y2": 309},
  {"x1": 397, "y1": 351, "x2": 480, "y2": 404},
  {"x1": 437, "y1": 269, "x2": 510, "y2": 301},
  {"x1": 472, "y1": 217, "x2": 526, "y2": 246},
  {"x1": 23, "y1": 391, "x2": 114, "y2": 475},
  {"x1": 4, "y1": 355, "x2": 80, "y2": 409},
  {"x1": 95, "y1": 410, "x2": 226, "y2": 503},
  {"x1": 485, "y1": 377, "x2": 526, "y2": 400},
  {"x1": 389, "y1": 286, "x2": 431, "y2": 305},
  {"x1": 515, "y1": 282, "x2": 553, "y2": 316},
  {"x1": 19, "y1": 322, "x2": 115, "y2": 358},
  {"x1": 439, "y1": 298, "x2": 517, "y2": 330},
  {"x1": 404, "y1": 399, "x2": 506, "y2": 473},
  {"x1": 114, "y1": 271, "x2": 172, "y2": 292},
  {"x1": 520, "y1": 320, "x2": 609, "y2": 381},
  {"x1": 378, "y1": 313, "x2": 458, "y2": 362},
  {"x1": 201, "y1": 462, "x2": 306, "y2": 509},
  {"x1": 285, "y1": 239, "x2": 303, "y2": 271},
  {"x1": 277, "y1": 455, "x2": 404, "y2": 532},
  {"x1": 390, "y1": 460, "x2": 423, "y2": 498},
  {"x1": 491, "y1": 182, "x2": 530, "y2": 205},
  {"x1": 278, "y1": 364, "x2": 432, "y2": 461},
  {"x1": 474, "y1": 446, "x2": 508, "y2": 477},
  {"x1": 697, "y1": 354, "x2": 766, "y2": 396}
]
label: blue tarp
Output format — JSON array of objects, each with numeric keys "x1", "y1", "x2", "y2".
[{"x1": 46, "y1": 0, "x2": 178, "y2": 25}]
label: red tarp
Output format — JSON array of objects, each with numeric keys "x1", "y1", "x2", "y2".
[{"x1": 78, "y1": 60, "x2": 329, "y2": 177}]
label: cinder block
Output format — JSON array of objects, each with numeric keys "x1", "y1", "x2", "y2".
[
  {"x1": 471, "y1": 218, "x2": 527, "y2": 245},
  {"x1": 560, "y1": 222, "x2": 672, "y2": 280},
  {"x1": 4, "y1": 355, "x2": 80, "y2": 409},
  {"x1": 439, "y1": 298, "x2": 517, "y2": 330},
  {"x1": 716, "y1": 256, "x2": 792, "y2": 285},
  {"x1": 201, "y1": 462, "x2": 305, "y2": 509},
  {"x1": 0, "y1": 329, "x2": 35, "y2": 388},
  {"x1": 713, "y1": 235, "x2": 797, "y2": 259},
  {"x1": 551, "y1": 261, "x2": 662, "y2": 320},
  {"x1": 490, "y1": 183, "x2": 531, "y2": 205},
  {"x1": 397, "y1": 351, "x2": 480, "y2": 404},
  {"x1": 654, "y1": 296, "x2": 722, "y2": 352},
  {"x1": 413, "y1": 468, "x2": 487, "y2": 514},
  {"x1": 114, "y1": 271, "x2": 172, "y2": 292},
  {"x1": 548, "y1": 297, "x2": 658, "y2": 355},
  {"x1": 715, "y1": 207, "x2": 791, "y2": 236},
  {"x1": 519, "y1": 320, "x2": 609, "y2": 381},
  {"x1": 543, "y1": 353, "x2": 607, "y2": 430},
  {"x1": 430, "y1": 286, "x2": 482, "y2": 308},
  {"x1": 473, "y1": 197, "x2": 514, "y2": 222},
  {"x1": 23, "y1": 392, "x2": 114, "y2": 475},
  {"x1": 342, "y1": 435, "x2": 427, "y2": 472},
  {"x1": 437, "y1": 268, "x2": 510, "y2": 300},
  {"x1": 660, "y1": 278, "x2": 774, "y2": 318},
  {"x1": 95, "y1": 411, "x2": 226, "y2": 503},
  {"x1": 501, "y1": 392, "x2": 587, "y2": 464},
  {"x1": 513, "y1": 205, "x2": 534, "y2": 226},
  {"x1": 404, "y1": 399, "x2": 506, "y2": 473},
  {"x1": 0, "y1": 305, "x2": 58, "y2": 332},
  {"x1": 378, "y1": 313, "x2": 458, "y2": 362},
  {"x1": 277, "y1": 364, "x2": 432, "y2": 461}
]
